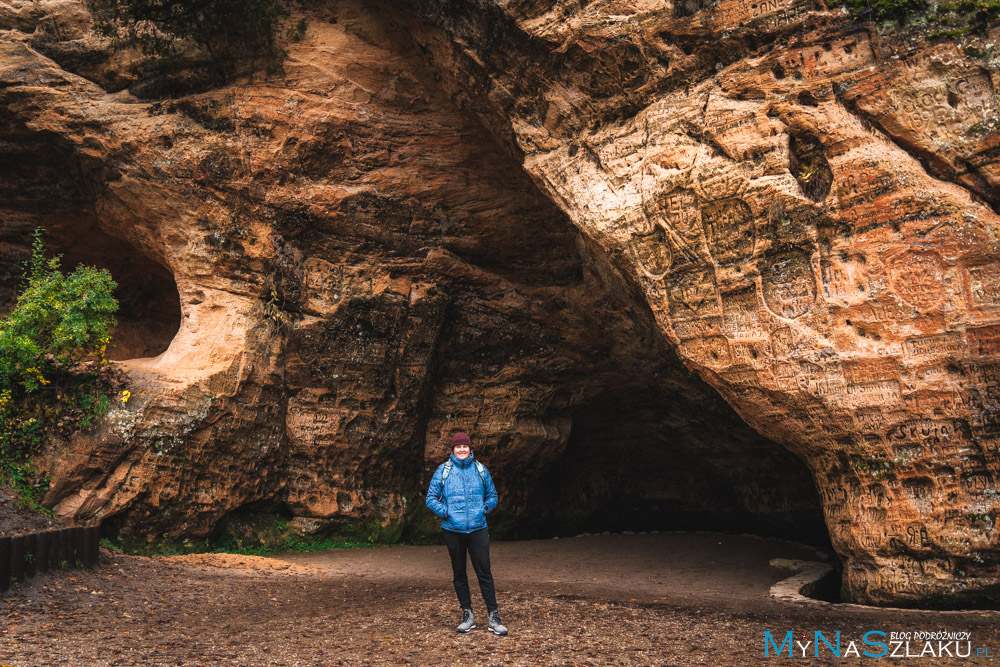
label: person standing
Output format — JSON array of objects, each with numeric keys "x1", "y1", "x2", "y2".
[{"x1": 425, "y1": 432, "x2": 508, "y2": 635}]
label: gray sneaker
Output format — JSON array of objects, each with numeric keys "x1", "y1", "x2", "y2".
[
  {"x1": 456, "y1": 608, "x2": 476, "y2": 633},
  {"x1": 488, "y1": 609, "x2": 508, "y2": 636}
]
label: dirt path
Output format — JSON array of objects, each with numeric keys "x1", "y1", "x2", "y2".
[
  {"x1": 280, "y1": 532, "x2": 825, "y2": 607},
  {"x1": 1, "y1": 533, "x2": 997, "y2": 666}
]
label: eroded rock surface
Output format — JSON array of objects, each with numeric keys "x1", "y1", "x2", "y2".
[
  {"x1": 392, "y1": 0, "x2": 1000, "y2": 604},
  {"x1": 2, "y1": 0, "x2": 1000, "y2": 606},
  {"x1": 0, "y1": 0, "x2": 824, "y2": 570}
]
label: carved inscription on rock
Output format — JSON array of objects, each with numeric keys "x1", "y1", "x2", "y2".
[
  {"x1": 730, "y1": 339, "x2": 771, "y2": 369},
  {"x1": 967, "y1": 325, "x2": 1000, "y2": 358},
  {"x1": 821, "y1": 255, "x2": 867, "y2": 299},
  {"x1": 891, "y1": 71, "x2": 999, "y2": 136},
  {"x1": 963, "y1": 261, "x2": 1000, "y2": 320},
  {"x1": 844, "y1": 380, "x2": 901, "y2": 408},
  {"x1": 888, "y1": 250, "x2": 946, "y2": 311},
  {"x1": 889, "y1": 419, "x2": 960, "y2": 458},
  {"x1": 702, "y1": 198, "x2": 755, "y2": 265},
  {"x1": 708, "y1": 0, "x2": 813, "y2": 33},
  {"x1": 722, "y1": 288, "x2": 767, "y2": 339},
  {"x1": 647, "y1": 188, "x2": 701, "y2": 235},
  {"x1": 776, "y1": 33, "x2": 876, "y2": 81},
  {"x1": 761, "y1": 251, "x2": 816, "y2": 319},
  {"x1": 641, "y1": 189, "x2": 704, "y2": 268},
  {"x1": 904, "y1": 333, "x2": 965, "y2": 360},
  {"x1": 667, "y1": 267, "x2": 720, "y2": 320},
  {"x1": 632, "y1": 226, "x2": 672, "y2": 279},
  {"x1": 680, "y1": 334, "x2": 732, "y2": 369},
  {"x1": 843, "y1": 358, "x2": 898, "y2": 384},
  {"x1": 769, "y1": 326, "x2": 799, "y2": 357}
]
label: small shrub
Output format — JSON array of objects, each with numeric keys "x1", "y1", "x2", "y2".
[
  {"x1": 0, "y1": 230, "x2": 117, "y2": 397},
  {"x1": 0, "y1": 230, "x2": 119, "y2": 507},
  {"x1": 85, "y1": 0, "x2": 291, "y2": 78}
]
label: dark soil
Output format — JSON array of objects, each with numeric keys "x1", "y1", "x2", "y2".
[
  {"x1": 1, "y1": 533, "x2": 997, "y2": 665},
  {"x1": 0, "y1": 487, "x2": 59, "y2": 536}
]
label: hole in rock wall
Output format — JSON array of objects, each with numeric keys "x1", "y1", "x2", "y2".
[
  {"x1": 0, "y1": 222, "x2": 181, "y2": 361},
  {"x1": 46, "y1": 223, "x2": 181, "y2": 360},
  {"x1": 0, "y1": 118, "x2": 181, "y2": 361},
  {"x1": 788, "y1": 130, "x2": 833, "y2": 202}
]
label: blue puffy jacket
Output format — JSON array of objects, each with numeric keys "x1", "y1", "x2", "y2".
[{"x1": 426, "y1": 452, "x2": 498, "y2": 533}]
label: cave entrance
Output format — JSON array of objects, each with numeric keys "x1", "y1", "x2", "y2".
[
  {"x1": 475, "y1": 243, "x2": 832, "y2": 554},
  {"x1": 510, "y1": 383, "x2": 832, "y2": 552},
  {"x1": 529, "y1": 393, "x2": 832, "y2": 550}
]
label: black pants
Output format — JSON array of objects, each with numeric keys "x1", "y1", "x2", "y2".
[{"x1": 442, "y1": 528, "x2": 498, "y2": 612}]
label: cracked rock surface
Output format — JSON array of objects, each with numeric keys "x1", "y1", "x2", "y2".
[
  {"x1": 2, "y1": 0, "x2": 1000, "y2": 606},
  {"x1": 393, "y1": 0, "x2": 1000, "y2": 605}
]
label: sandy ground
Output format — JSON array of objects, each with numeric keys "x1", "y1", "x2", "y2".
[{"x1": 1, "y1": 532, "x2": 998, "y2": 666}]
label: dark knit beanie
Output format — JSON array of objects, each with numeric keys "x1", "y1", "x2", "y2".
[{"x1": 451, "y1": 432, "x2": 471, "y2": 449}]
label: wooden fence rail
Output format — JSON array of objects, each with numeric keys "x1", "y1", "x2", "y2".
[{"x1": 0, "y1": 526, "x2": 100, "y2": 592}]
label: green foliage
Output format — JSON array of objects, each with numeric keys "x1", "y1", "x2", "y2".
[
  {"x1": 0, "y1": 230, "x2": 117, "y2": 397},
  {"x1": 213, "y1": 535, "x2": 370, "y2": 556},
  {"x1": 7, "y1": 461, "x2": 52, "y2": 514},
  {"x1": 844, "y1": 0, "x2": 928, "y2": 22},
  {"x1": 0, "y1": 230, "x2": 119, "y2": 507},
  {"x1": 849, "y1": 454, "x2": 895, "y2": 480},
  {"x1": 263, "y1": 289, "x2": 287, "y2": 332},
  {"x1": 836, "y1": 0, "x2": 1000, "y2": 33},
  {"x1": 286, "y1": 18, "x2": 307, "y2": 42},
  {"x1": 85, "y1": 0, "x2": 290, "y2": 77},
  {"x1": 936, "y1": 0, "x2": 1000, "y2": 33}
]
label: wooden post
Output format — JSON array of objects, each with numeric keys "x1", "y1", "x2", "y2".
[
  {"x1": 85, "y1": 526, "x2": 100, "y2": 567},
  {"x1": 34, "y1": 530, "x2": 50, "y2": 574},
  {"x1": 10, "y1": 536, "x2": 24, "y2": 586},
  {"x1": 51, "y1": 528, "x2": 67, "y2": 570},
  {"x1": 66, "y1": 527, "x2": 81, "y2": 567},
  {"x1": 0, "y1": 536, "x2": 10, "y2": 592},
  {"x1": 22, "y1": 533, "x2": 36, "y2": 578},
  {"x1": 47, "y1": 529, "x2": 58, "y2": 571}
]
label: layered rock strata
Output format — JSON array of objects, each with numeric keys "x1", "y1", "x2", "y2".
[
  {"x1": 392, "y1": 0, "x2": 1000, "y2": 604},
  {"x1": 0, "y1": 0, "x2": 824, "y2": 570},
  {"x1": 4, "y1": 0, "x2": 1000, "y2": 605}
]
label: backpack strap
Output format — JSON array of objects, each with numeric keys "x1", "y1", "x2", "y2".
[
  {"x1": 442, "y1": 460, "x2": 486, "y2": 483},
  {"x1": 442, "y1": 460, "x2": 487, "y2": 487}
]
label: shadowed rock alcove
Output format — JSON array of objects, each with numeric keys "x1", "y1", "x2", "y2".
[
  {"x1": 0, "y1": 114, "x2": 181, "y2": 362},
  {"x1": 45, "y1": 222, "x2": 181, "y2": 361},
  {"x1": 0, "y1": 221, "x2": 181, "y2": 363},
  {"x1": 449, "y1": 240, "x2": 833, "y2": 552}
]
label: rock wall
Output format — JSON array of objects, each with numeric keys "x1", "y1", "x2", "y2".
[
  {"x1": 390, "y1": 0, "x2": 1000, "y2": 604},
  {"x1": 0, "y1": 0, "x2": 825, "y2": 567},
  {"x1": 5, "y1": 0, "x2": 1000, "y2": 605}
]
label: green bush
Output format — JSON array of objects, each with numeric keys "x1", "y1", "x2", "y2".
[
  {"x1": 0, "y1": 230, "x2": 117, "y2": 398},
  {"x1": 837, "y1": 0, "x2": 928, "y2": 22},
  {"x1": 836, "y1": 0, "x2": 1000, "y2": 32},
  {"x1": 0, "y1": 230, "x2": 118, "y2": 502},
  {"x1": 85, "y1": 0, "x2": 291, "y2": 76}
]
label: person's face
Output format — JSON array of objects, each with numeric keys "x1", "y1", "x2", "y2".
[{"x1": 452, "y1": 443, "x2": 471, "y2": 460}]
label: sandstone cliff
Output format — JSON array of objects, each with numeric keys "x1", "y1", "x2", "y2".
[
  {"x1": 390, "y1": 0, "x2": 1000, "y2": 606},
  {"x1": 1, "y1": 0, "x2": 998, "y2": 606}
]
